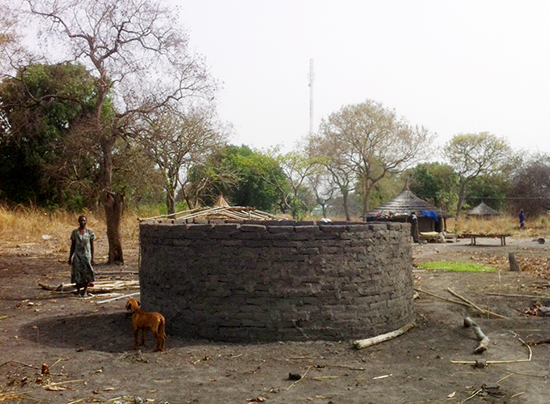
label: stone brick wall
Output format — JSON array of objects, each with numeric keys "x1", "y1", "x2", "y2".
[{"x1": 139, "y1": 220, "x2": 414, "y2": 342}]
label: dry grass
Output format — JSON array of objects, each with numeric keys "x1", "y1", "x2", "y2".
[
  {"x1": 334, "y1": 213, "x2": 549, "y2": 238},
  {"x1": 449, "y1": 215, "x2": 550, "y2": 238},
  {"x1": 1, "y1": 207, "x2": 548, "y2": 250},
  {"x1": 0, "y1": 206, "x2": 140, "y2": 252}
]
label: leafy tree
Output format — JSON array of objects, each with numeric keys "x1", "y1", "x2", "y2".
[
  {"x1": 406, "y1": 162, "x2": 458, "y2": 213},
  {"x1": 227, "y1": 146, "x2": 287, "y2": 212},
  {"x1": 465, "y1": 173, "x2": 509, "y2": 212},
  {"x1": 317, "y1": 99, "x2": 434, "y2": 218},
  {"x1": 20, "y1": 0, "x2": 216, "y2": 263},
  {"x1": 0, "y1": 62, "x2": 100, "y2": 207},
  {"x1": 508, "y1": 153, "x2": 550, "y2": 217},
  {"x1": 186, "y1": 145, "x2": 286, "y2": 212},
  {"x1": 444, "y1": 132, "x2": 512, "y2": 219}
]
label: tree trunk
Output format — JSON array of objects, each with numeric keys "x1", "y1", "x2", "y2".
[
  {"x1": 104, "y1": 191, "x2": 124, "y2": 265},
  {"x1": 320, "y1": 203, "x2": 327, "y2": 218},
  {"x1": 166, "y1": 190, "x2": 176, "y2": 219},
  {"x1": 99, "y1": 135, "x2": 124, "y2": 265},
  {"x1": 342, "y1": 191, "x2": 350, "y2": 222},
  {"x1": 455, "y1": 182, "x2": 467, "y2": 220},
  {"x1": 361, "y1": 184, "x2": 371, "y2": 221}
]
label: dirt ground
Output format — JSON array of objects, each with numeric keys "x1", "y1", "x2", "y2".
[{"x1": 1, "y1": 235, "x2": 549, "y2": 404}]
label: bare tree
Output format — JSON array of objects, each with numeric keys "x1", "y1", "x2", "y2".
[
  {"x1": 138, "y1": 104, "x2": 227, "y2": 217},
  {"x1": 308, "y1": 132, "x2": 355, "y2": 221},
  {"x1": 0, "y1": 3, "x2": 33, "y2": 74},
  {"x1": 508, "y1": 153, "x2": 550, "y2": 217},
  {"x1": 444, "y1": 132, "x2": 511, "y2": 219},
  {"x1": 19, "y1": 0, "x2": 215, "y2": 263},
  {"x1": 275, "y1": 151, "x2": 323, "y2": 219},
  {"x1": 307, "y1": 168, "x2": 335, "y2": 219},
  {"x1": 317, "y1": 100, "x2": 434, "y2": 218}
]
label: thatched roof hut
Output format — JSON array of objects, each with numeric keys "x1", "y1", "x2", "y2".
[
  {"x1": 467, "y1": 202, "x2": 500, "y2": 218},
  {"x1": 365, "y1": 188, "x2": 449, "y2": 232}
]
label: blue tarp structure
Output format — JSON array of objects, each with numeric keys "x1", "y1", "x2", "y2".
[{"x1": 421, "y1": 210, "x2": 439, "y2": 222}]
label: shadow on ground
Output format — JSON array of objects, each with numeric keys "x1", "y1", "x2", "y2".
[
  {"x1": 19, "y1": 311, "x2": 219, "y2": 353},
  {"x1": 20, "y1": 312, "x2": 142, "y2": 353}
]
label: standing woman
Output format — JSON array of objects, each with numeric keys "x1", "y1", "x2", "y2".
[{"x1": 68, "y1": 216, "x2": 95, "y2": 297}]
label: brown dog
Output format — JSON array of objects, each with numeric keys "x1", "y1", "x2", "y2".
[{"x1": 126, "y1": 298, "x2": 166, "y2": 352}]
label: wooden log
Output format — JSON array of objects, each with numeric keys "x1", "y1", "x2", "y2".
[
  {"x1": 414, "y1": 288, "x2": 470, "y2": 307},
  {"x1": 353, "y1": 322, "x2": 415, "y2": 350},
  {"x1": 39, "y1": 280, "x2": 140, "y2": 294},
  {"x1": 447, "y1": 288, "x2": 508, "y2": 319},
  {"x1": 509, "y1": 252, "x2": 521, "y2": 272},
  {"x1": 487, "y1": 292, "x2": 550, "y2": 299},
  {"x1": 96, "y1": 292, "x2": 140, "y2": 305},
  {"x1": 464, "y1": 317, "x2": 489, "y2": 354}
]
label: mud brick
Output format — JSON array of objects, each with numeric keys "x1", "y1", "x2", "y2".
[
  {"x1": 212, "y1": 223, "x2": 241, "y2": 232},
  {"x1": 263, "y1": 232, "x2": 291, "y2": 240},
  {"x1": 319, "y1": 225, "x2": 347, "y2": 232},
  {"x1": 240, "y1": 224, "x2": 267, "y2": 232},
  {"x1": 295, "y1": 226, "x2": 320, "y2": 234},
  {"x1": 346, "y1": 224, "x2": 368, "y2": 232},
  {"x1": 221, "y1": 240, "x2": 244, "y2": 247}
]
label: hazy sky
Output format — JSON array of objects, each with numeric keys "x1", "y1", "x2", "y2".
[{"x1": 178, "y1": 1, "x2": 550, "y2": 156}]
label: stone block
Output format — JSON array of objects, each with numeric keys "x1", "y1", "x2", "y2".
[
  {"x1": 240, "y1": 224, "x2": 267, "y2": 232},
  {"x1": 212, "y1": 223, "x2": 241, "y2": 232},
  {"x1": 295, "y1": 226, "x2": 321, "y2": 234},
  {"x1": 319, "y1": 225, "x2": 347, "y2": 233}
]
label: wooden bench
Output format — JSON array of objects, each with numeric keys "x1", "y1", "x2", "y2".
[{"x1": 460, "y1": 233, "x2": 511, "y2": 246}]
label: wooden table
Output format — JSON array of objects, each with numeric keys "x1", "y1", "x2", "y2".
[{"x1": 460, "y1": 233, "x2": 511, "y2": 246}]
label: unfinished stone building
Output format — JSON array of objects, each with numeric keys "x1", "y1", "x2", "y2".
[{"x1": 138, "y1": 218, "x2": 414, "y2": 342}]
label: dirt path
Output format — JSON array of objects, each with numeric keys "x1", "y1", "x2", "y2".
[{"x1": 1, "y1": 237, "x2": 549, "y2": 403}]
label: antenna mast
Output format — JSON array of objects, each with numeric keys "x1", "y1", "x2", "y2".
[{"x1": 308, "y1": 58, "x2": 315, "y2": 136}]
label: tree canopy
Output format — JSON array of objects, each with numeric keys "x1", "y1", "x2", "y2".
[
  {"x1": 508, "y1": 154, "x2": 550, "y2": 217},
  {"x1": 8, "y1": 0, "x2": 217, "y2": 263},
  {"x1": 0, "y1": 62, "x2": 102, "y2": 207},
  {"x1": 406, "y1": 162, "x2": 458, "y2": 213},
  {"x1": 315, "y1": 99, "x2": 434, "y2": 217},
  {"x1": 187, "y1": 145, "x2": 287, "y2": 213},
  {"x1": 444, "y1": 132, "x2": 512, "y2": 218},
  {"x1": 0, "y1": 2, "x2": 547, "y2": 226},
  {"x1": 137, "y1": 104, "x2": 226, "y2": 217}
]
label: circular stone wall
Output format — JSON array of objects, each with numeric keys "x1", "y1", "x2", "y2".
[{"x1": 139, "y1": 220, "x2": 414, "y2": 342}]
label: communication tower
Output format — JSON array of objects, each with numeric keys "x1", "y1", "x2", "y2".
[{"x1": 308, "y1": 58, "x2": 315, "y2": 135}]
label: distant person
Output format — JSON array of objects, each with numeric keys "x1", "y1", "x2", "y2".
[
  {"x1": 519, "y1": 209, "x2": 525, "y2": 229},
  {"x1": 68, "y1": 215, "x2": 95, "y2": 297},
  {"x1": 410, "y1": 212, "x2": 419, "y2": 243}
]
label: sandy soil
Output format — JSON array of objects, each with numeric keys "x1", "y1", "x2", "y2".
[{"x1": 0, "y1": 235, "x2": 549, "y2": 404}]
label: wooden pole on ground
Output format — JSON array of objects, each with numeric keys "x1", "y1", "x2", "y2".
[
  {"x1": 464, "y1": 317, "x2": 489, "y2": 354},
  {"x1": 353, "y1": 322, "x2": 415, "y2": 349},
  {"x1": 447, "y1": 288, "x2": 509, "y2": 319}
]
